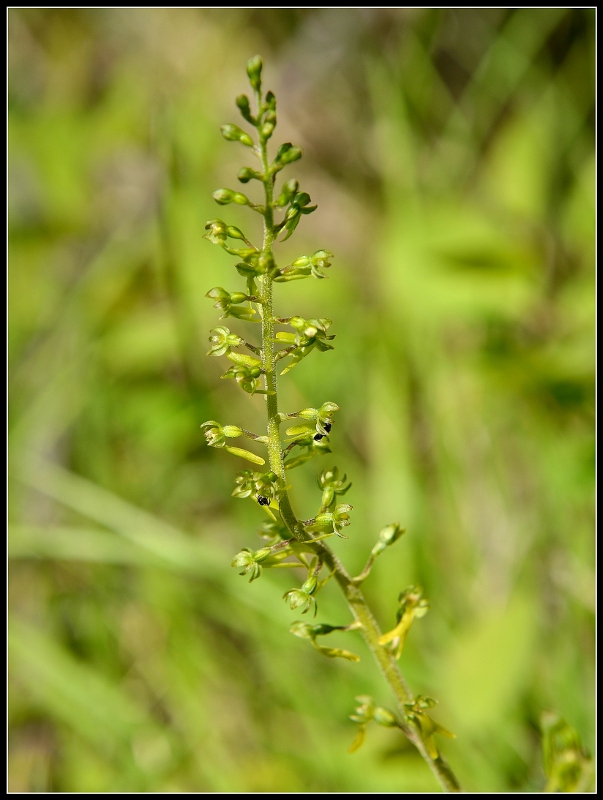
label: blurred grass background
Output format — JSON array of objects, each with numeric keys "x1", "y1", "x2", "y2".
[{"x1": 8, "y1": 8, "x2": 594, "y2": 792}]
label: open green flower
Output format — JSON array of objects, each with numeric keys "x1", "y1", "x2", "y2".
[
  {"x1": 274, "y1": 249, "x2": 334, "y2": 281},
  {"x1": 317, "y1": 466, "x2": 351, "y2": 510},
  {"x1": 283, "y1": 432, "x2": 332, "y2": 470},
  {"x1": 277, "y1": 190, "x2": 317, "y2": 241},
  {"x1": 283, "y1": 573, "x2": 319, "y2": 615},
  {"x1": 232, "y1": 470, "x2": 278, "y2": 503},
  {"x1": 283, "y1": 588, "x2": 317, "y2": 616},
  {"x1": 207, "y1": 326, "x2": 243, "y2": 357},
  {"x1": 275, "y1": 318, "x2": 335, "y2": 374},
  {"x1": 199, "y1": 421, "x2": 265, "y2": 465},
  {"x1": 304, "y1": 503, "x2": 353, "y2": 538},
  {"x1": 200, "y1": 420, "x2": 243, "y2": 448},
  {"x1": 221, "y1": 363, "x2": 263, "y2": 394},
  {"x1": 231, "y1": 546, "x2": 273, "y2": 582}
]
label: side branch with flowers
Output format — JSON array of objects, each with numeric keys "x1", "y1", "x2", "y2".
[{"x1": 200, "y1": 55, "x2": 461, "y2": 793}]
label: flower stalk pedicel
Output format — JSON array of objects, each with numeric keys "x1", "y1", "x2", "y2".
[{"x1": 200, "y1": 56, "x2": 461, "y2": 793}]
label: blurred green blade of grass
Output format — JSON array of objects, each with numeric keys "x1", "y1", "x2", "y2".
[
  {"x1": 8, "y1": 524, "x2": 169, "y2": 566},
  {"x1": 13, "y1": 456, "x2": 294, "y2": 626},
  {"x1": 18, "y1": 455, "x2": 221, "y2": 572},
  {"x1": 441, "y1": 594, "x2": 537, "y2": 732},
  {"x1": 9, "y1": 617, "x2": 155, "y2": 752}
]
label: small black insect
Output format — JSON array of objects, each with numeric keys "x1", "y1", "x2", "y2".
[
  {"x1": 257, "y1": 495, "x2": 270, "y2": 506},
  {"x1": 323, "y1": 423, "x2": 332, "y2": 433},
  {"x1": 313, "y1": 433, "x2": 324, "y2": 441}
]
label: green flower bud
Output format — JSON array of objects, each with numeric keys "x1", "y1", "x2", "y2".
[
  {"x1": 279, "y1": 145, "x2": 302, "y2": 165},
  {"x1": 212, "y1": 188, "x2": 234, "y2": 205},
  {"x1": 234, "y1": 261, "x2": 259, "y2": 279},
  {"x1": 276, "y1": 142, "x2": 293, "y2": 160},
  {"x1": 235, "y1": 94, "x2": 254, "y2": 124},
  {"x1": 260, "y1": 122, "x2": 275, "y2": 140},
  {"x1": 258, "y1": 251, "x2": 274, "y2": 273},
  {"x1": 293, "y1": 191, "x2": 311, "y2": 207},
  {"x1": 213, "y1": 188, "x2": 250, "y2": 206},
  {"x1": 226, "y1": 225, "x2": 246, "y2": 240},
  {"x1": 222, "y1": 363, "x2": 262, "y2": 394},
  {"x1": 264, "y1": 90, "x2": 276, "y2": 111},
  {"x1": 220, "y1": 123, "x2": 254, "y2": 148},
  {"x1": 275, "y1": 179, "x2": 299, "y2": 207},
  {"x1": 246, "y1": 55, "x2": 263, "y2": 91},
  {"x1": 237, "y1": 166, "x2": 260, "y2": 184},
  {"x1": 378, "y1": 523, "x2": 405, "y2": 547}
]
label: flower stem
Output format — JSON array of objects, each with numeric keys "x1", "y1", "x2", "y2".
[{"x1": 255, "y1": 120, "x2": 461, "y2": 792}]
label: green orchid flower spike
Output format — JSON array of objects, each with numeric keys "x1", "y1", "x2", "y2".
[{"x1": 199, "y1": 55, "x2": 461, "y2": 793}]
